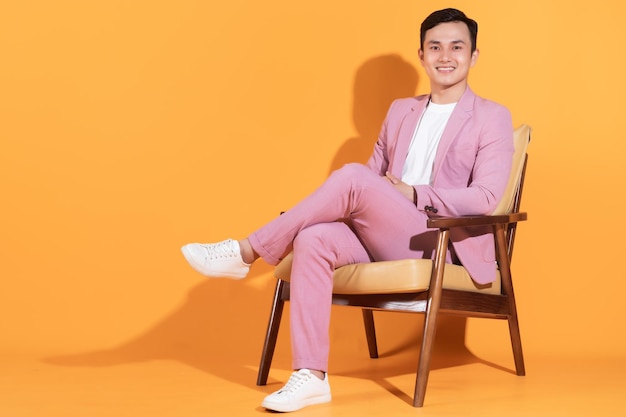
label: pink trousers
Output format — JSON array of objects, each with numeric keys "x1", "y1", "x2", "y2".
[{"x1": 248, "y1": 163, "x2": 448, "y2": 372}]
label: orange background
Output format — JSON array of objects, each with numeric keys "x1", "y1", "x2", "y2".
[{"x1": 1, "y1": 0, "x2": 625, "y2": 370}]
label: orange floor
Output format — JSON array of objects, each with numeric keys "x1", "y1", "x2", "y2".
[{"x1": 2, "y1": 339, "x2": 623, "y2": 417}]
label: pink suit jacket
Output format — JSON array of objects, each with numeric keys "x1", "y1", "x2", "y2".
[{"x1": 366, "y1": 87, "x2": 514, "y2": 284}]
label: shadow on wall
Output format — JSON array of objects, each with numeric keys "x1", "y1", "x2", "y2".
[
  {"x1": 42, "y1": 55, "x2": 507, "y2": 404},
  {"x1": 329, "y1": 54, "x2": 419, "y2": 172}
]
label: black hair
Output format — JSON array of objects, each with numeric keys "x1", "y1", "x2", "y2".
[{"x1": 420, "y1": 8, "x2": 478, "y2": 52}]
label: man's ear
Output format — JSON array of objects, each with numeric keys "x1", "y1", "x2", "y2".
[
  {"x1": 418, "y1": 49, "x2": 424, "y2": 63},
  {"x1": 470, "y1": 48, "x2": 480, "y2": 66}
]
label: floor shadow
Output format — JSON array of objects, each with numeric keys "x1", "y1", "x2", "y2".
[
  {"x1": 332, "y1": 313, "x2": 500, "y2": 374},
  {"x1": 43, "y1": 54, "x2": 512, "y2": 403},
  {"x1": 331, "y1": 313, "x2": 517, "y2": 406},
  {"x1": 43, "y1": 262, "x2": 287, "y2": 391},
  {"x1": 43, "y1": 267, "x2": 514, "y2": 401}
]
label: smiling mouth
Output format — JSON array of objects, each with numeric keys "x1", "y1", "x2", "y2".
[{"x1": 436, "y1": 66, "x2": 455, "y2": 72}]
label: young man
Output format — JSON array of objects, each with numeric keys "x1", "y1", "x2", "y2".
[{"x1": 181, "y1": 8, "x2": 513, "y2": 413}]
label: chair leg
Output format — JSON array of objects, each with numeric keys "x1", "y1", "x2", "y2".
[
  {"x1": 413, "y1": 229, "x2": 449, "y2": 407},
  {"x1": 494, "y1": 225, "x2": 526, "y2": 376},
  {"x1": 361, "y1": 309, "x2": 379, "y2": 359},
  {"x1": 413, "y1": 295, "x2": 442, "y2": 406},
  {"x1": 507, "y1": 314, "x2": 526, "y2": 376},
  {"x1": 257, "y1": 279, "x2": 288, "y2": 386}
]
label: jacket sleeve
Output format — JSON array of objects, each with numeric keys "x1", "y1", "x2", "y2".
[{"x1": 414, "y1": 104, "x2": 514, "y2": 217}]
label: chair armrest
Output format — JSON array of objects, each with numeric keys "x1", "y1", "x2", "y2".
[{"x1": 426, "y1": 212, "x2": 527, "y2": 229}]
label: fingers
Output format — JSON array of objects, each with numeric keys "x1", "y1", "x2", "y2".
[{"x1": 385, "y1": 171, "x2": 400, "y2": 184}]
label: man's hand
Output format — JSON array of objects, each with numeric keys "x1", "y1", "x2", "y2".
[{"x1": 384, "y1": 171, "x2": 416, "y2": 203}]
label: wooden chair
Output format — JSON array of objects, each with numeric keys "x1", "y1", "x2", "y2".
[{"x1": 256, "y1": 124, "x2": 531, "y2": 407}]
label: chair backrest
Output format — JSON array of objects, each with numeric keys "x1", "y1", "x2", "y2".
[{"x1": 491, "y1": 125, "x2": 531, "y2": 215}]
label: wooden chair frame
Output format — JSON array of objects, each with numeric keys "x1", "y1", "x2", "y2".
[{"x1": 256, "y1": 155, "x2": 528, "y2": 407}]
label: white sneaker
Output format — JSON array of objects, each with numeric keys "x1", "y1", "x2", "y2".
[
  {"x1": 180, "y1": 239, "x2": 250, "y2": 279},
  {"x1": 261, "y1": 369, "x2": 331, "y2": 412}
]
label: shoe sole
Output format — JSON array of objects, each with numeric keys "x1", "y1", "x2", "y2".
[{"x1": 261, "y1": 393, "x2": 332, "y2": 412}]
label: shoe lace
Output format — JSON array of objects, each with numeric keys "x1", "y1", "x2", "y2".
[
  {"x1": 205, "y1": 240, "x2": 237, "y2": 260},
  {"x1": 278, "y1": 371, "x2": 310, "y2": 394}
]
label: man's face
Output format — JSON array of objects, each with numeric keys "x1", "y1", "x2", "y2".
[{"x1": 419, "y1": 21, "x2": 478, "y2": 94}]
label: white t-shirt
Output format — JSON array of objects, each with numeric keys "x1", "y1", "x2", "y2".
[{"x1": 401, "y1": 101, "x2": 456, "y2": 185}]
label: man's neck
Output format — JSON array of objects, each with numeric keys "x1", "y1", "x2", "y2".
[{"x1": 429, "y1": 83, "x2": 467, "y2": 104}]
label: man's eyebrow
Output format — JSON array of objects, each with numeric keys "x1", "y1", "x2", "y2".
[{"x1": 427, "y1": 39, "x2": 466, "y2": 44}]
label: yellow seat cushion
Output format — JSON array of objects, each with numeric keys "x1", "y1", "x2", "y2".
[{"x1": 275, "y1": 252, "x2": 501, "y2": 295}]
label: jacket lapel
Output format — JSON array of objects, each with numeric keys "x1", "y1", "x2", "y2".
[
  {"x1": 430, "y1": 88, "x2": 475, "y2": 182},
  {"x1": 389, "y1": 96, "x2": 429, "y2": 177}
]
